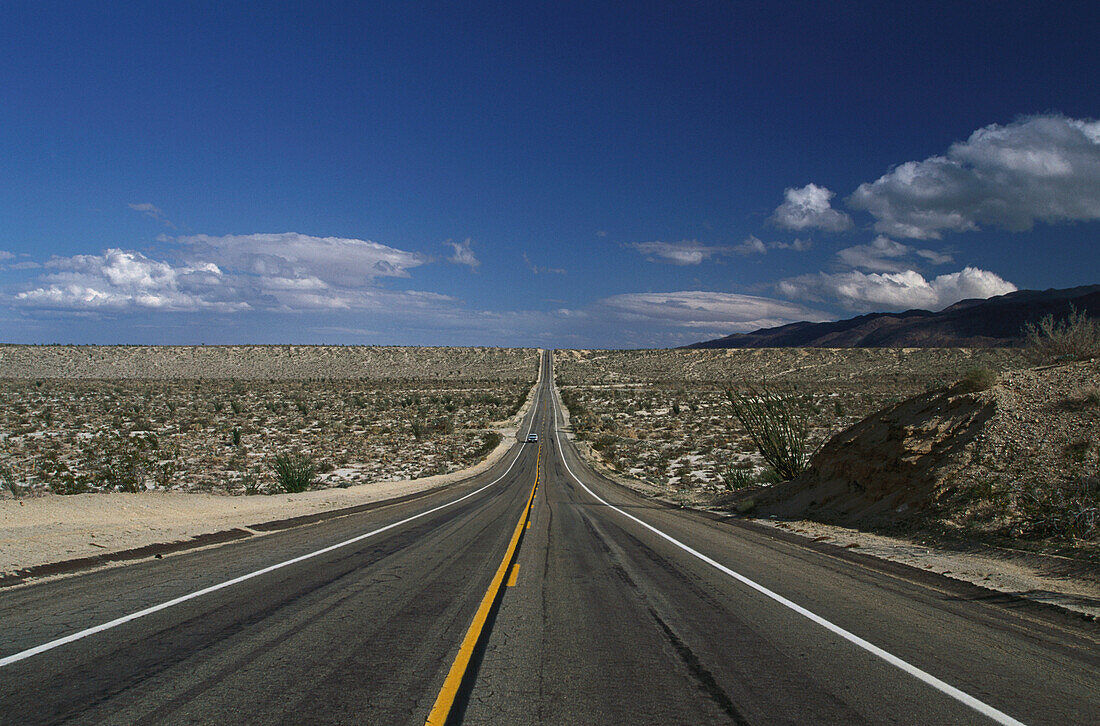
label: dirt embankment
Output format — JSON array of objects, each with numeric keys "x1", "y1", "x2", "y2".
[{"x1": 753, "y1": 361, "x2": 1100, "y2": 553}]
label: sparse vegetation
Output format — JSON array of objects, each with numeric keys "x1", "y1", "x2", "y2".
[
  {"x1": 555, "y1": 347, "x2": 1029, "y2": 510},
  {"x1": 1016, "y1": 475, "x2": 1100, "y2": 541},
  {"x1": 1023, "y1": 305, "x2": 1100, "y2": 363},
  {"x1": 271, "y1": 452, "x2": 316, "y2": 493},
  {"x1": 1, "y1": 463, "x2": 22, "y2": 498},
  {"x1": 0, "y1": 346, "x2": 538, "y2": 495}
]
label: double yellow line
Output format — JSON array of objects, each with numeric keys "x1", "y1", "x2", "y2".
[{"x1": 425, "y1": 444, "x2": 541, "y2": 725}]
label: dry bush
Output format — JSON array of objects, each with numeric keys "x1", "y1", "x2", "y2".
[
  {"x1": 1023, "y1": 305, "x2": 1100, "y2": 363},
  {"x1": 955, "y1": 367, "x2": 996, "y2": 393}
]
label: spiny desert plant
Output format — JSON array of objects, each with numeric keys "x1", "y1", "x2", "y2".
[
  {"x1": 1023, "y1": 305, "x2": 1100, "y2": 363},
  {"x1": 271, "y1": 452, "x2": 316, "y2": 493},
  {"x1": 726, "y1": 381, "x2": 814, "y2": 481},
  {"x1": 1, "y1": 463, "x2": 22, "y2": 498}
]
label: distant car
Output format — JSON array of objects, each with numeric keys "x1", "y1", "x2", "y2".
[{"x1": 526, "y1": 433, "x2": 538, "y2": 443}]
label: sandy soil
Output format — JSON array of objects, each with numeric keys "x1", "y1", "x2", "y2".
[
  {"x1": 1, "y1": 364, "x2": 541, "y2": 579},
  {"x1": 757, "y1": 517, "x2": 1100, "y2": 619}
]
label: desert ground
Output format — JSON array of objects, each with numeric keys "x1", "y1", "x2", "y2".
[
  {"x1": 0, "y1": 346, "x2": 538, "y2": 496},
  {"x1": 554, "y1": 347, "x2": 1029, "y2": 501},
  {"x1": 0, "y1": 346, "x2": 542, "y2": 576},
  {"x1": 554, "y1": 347, "x2": 1099, "y2": 615}
]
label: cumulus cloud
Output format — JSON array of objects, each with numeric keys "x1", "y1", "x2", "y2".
[
  {"x1": 777, "y1": 266, "x2": 1017, "y2": 312},
  {"x1": 444, "y1": 238, "x2": 480, "y2": 271},
  {"x1": 848, "y1": 114, "x2": 1100, "y2": 239},
  {"x1": 10, "y1": 233, "x2": 449, "y2": 314},
  {"x1": 591, "y1": 290, "x2": 830, "y2": 331},
  {"x1": 15, "y1": 249, "x2": 243, "y2": 312},
  {"x1": 835, "y1": 235, "x2": 953, "y2": 272},
  {"x1": 770, "y1": 183, "x2": 853, "y2": 232},
  {"x1": 0, "y1": 250, "x2": 13, "y2": 261}
]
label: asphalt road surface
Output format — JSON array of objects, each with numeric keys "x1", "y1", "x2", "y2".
[{"x1": 1, "y1": 351, "x2": 1097, "y2": 725}]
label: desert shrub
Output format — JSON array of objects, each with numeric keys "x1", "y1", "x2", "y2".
[
  {"x1": 1017, "y1": 475, "x2": 1100, "y2": 540},
  {"x1": 271, "y1": 452, "x2": 316, "y2": 493},
  {"x1": 472, "y1": 432, "x2": 502, "y2": 460},
  {"x1": 592, "y1": 433, "x2": 617, "y2": 452},
  {"x1": 241, "y1": 471, "x2": 262, "y2": 495},
  {"x1": 719, "y1": 463, "x2": 756, "y2": 490},
  {"x1": 1023, "y1": 305, "x2": 1100, "y2": 363},
  {"x1": 726, "y1": 382, "x2": 815, "y2": 481},
  {"x1": 1, "y1": 464, "x2": 22, "y2": 498},
  {"x1": 956, "y1": 367, "x2": 996, "y2": 393},
  {"x1": 87, "y1": 431, "x2": 158, "y2": 492},
  {"x1": 1085, "y1": 387, "x2": 1100, "y2": 407}
]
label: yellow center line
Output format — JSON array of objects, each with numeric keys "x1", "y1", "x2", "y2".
[
  {"x1": 425, "y1": 443, "x2": 541, "y2": 726},
  {"x1": 506, "y1": 564, "x2": 520, "y2": 587}
]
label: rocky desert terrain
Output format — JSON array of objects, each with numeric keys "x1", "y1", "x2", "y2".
[
  {"x1": 0, "y1": 346, "x2": 538, "y2": 496},
  {"x1": 554, "y1": 347, "x2": 1028, "y2": 502}
]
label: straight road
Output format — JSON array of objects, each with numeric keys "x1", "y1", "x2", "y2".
[{"x1": 1, "y1": 351, "x2": 1097, "y2": 724}]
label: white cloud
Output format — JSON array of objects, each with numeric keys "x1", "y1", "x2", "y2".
[
  {"x1": 777, "y1": 266, "x2": 1017, "y2": 312},
  {"x1": 15, "y1": 249, "x2": 243, "y2": 312},
  {"x1": 835, "y1": 235, "x2": 953, "y2": 272},
  {"x1": 591, "y1": 290, "x2": 830, "y2": 332},
  {"x1": 177, "y1": 233, "x2": 427, "y2": 285},
  {"x1": 444, "y1": 238, "x2": 480, "y2": 271},
  {"x1": 523, "y1": 252, "x2": 566, "y2": 275},
  {"x1": 10, "y1": 233, "x2": 448, "y2": 314},
  {"x1": 627, "y1": 240, "x2": 726, "y2": 265},
  {"x1": 627, "y1": 235, "x2": 807, "y2": 265},
  {"x1": 0, "y1": 250, "x2": 13, "y2": 261},
  {"x1": 770, "y1": 183, "x2": 853, "y2": 232},
  {"x1": 128, "y1": 202, "x2": 174, "y2": 228},
  {"x1": 732, "y1": 236, "x2": 767, "y2": 255},
  {"x1": 848, "y1": 114, "x2": 1100, "y2": 239}
]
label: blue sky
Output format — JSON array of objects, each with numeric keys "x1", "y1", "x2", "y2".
[{"x1": 2, "y1": 1, "x2": 1098, "y2": 348}]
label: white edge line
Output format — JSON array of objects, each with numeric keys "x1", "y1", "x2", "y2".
[
  {"x1": 548, "y1": 374, "x2": 1025, "y2": 726},
  {"x1": 0, "y1": 360, "x2": 546, "y2": 669}
]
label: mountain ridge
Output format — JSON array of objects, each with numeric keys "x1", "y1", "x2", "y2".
[{"x1": 687, "y1": 284, "x2": 1100, "y2": 348}]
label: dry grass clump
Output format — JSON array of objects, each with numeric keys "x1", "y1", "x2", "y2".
[{"x1": 955, "y1": 366, "x2": 997, "y2": 393}]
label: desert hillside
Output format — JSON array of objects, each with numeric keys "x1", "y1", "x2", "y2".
[{"x1": 752, "y1": 361, "x2": 1099, "y2": 552}]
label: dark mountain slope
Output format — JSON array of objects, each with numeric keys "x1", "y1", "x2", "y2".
[{"x1": 688, "y1": 285, "x2": 1100, "y2": 348}]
